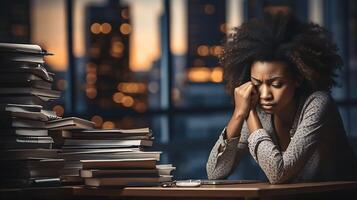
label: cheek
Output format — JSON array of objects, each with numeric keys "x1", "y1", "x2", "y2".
[{"x1": 272, "y1": 86, "x2": 295, "y2": 107}]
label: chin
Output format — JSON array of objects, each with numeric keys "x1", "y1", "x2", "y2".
[{"x1": 260, "y1": 107, "x2": 275, "y2": 114}]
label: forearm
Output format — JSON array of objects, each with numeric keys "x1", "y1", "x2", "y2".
[
  {"x1": 247, "y1": 109, "x2": 263, "y2": 134},
  {"x1": 226, "y1": 110, "x2": 245, "y2": 139},
  {"x1": 207, "y1": 127, "x2": 248, "y2": 180}
]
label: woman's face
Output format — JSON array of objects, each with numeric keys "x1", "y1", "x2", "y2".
[{"x1": 250, "y1": 61, "x2": 299, "y2": 114}]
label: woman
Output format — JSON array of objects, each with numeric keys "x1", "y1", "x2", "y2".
[{"x1": 206, "y1": 14, "x2": 357, "y2": 184}]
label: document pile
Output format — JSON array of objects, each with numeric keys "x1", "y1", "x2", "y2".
[
  {"x1": 0, "y1": 43, "x2": 62, "y2": 187},
  {"x1": 50, "y1": 127, "x2": 175, "y2": 186}
]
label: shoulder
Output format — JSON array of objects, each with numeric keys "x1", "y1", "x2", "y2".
[
  {"x1": 303, "y1": 91, "x2": 331, "y2": 108},
  {"x1": 301, "y1": 91, "x2": 332, "y2": 119}
]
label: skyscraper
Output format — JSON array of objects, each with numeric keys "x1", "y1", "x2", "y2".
[
  {"x1": 187, "y1": 0, "x2": 226, "y2": 72},
  {"x1": 85, "y1": 0, "x2": 134, "y2": 112}
]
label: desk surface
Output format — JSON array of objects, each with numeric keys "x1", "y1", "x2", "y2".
[{"x1": 73, "y1": 181, "x2": 357, "y2": 199}]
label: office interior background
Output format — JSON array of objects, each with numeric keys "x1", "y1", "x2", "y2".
[{"x1": 1, "y1": 0, "x2": 356, "y2": 181}]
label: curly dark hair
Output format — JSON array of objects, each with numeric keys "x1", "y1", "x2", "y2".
[{"x1": 220, "y1": 13, "x2": 343, "y2": 98}]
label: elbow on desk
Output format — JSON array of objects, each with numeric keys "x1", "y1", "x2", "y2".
[
  {"x1": 266, "y1": 171, "x2": 291, "y2": 184},
  {"x1": 206, "y1": 163, "x2": 229, "y2": 180}
]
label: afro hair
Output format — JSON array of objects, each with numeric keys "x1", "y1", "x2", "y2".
[{"x1": 220, "y1": 13, "x2": 343, "y2": 98}]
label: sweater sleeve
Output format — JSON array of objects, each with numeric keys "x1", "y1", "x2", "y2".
[
  {"x1": 247, "y1": 92, "x2": 330, "y2": 184},
  {"x1": 206, "y1": 121, "x2": 249, "y2": 179}
]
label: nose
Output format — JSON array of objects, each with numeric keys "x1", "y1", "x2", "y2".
[{"x1": 259, "y1": 84, "x2": 273, "y2": 101}]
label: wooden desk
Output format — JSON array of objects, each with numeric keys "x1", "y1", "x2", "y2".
[
  {"x1": 73, "y1": 181, "x2": 357, "y2": 200},
  {"x1": 0, "y1": 186, "x2": 74, "y2": 200}
]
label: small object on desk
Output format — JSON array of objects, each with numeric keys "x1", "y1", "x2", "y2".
[
  {"x1": 201, "y1": 179, "x2": 260, "y2": 185},
  {"x1": 175, "y1": 179, "x2": 201, "y2": 187}
]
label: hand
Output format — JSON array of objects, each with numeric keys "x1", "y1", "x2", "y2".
[{"x1": 233, "y1": 81, "x2": 258, "y2": 119}]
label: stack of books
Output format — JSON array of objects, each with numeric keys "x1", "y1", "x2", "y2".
[
  {"x1": 0, "y1": 43, "x2": 61, "y2": 105},
  {"x1": 0, "y1": 43, "x2": 176, "y2": 188},
  {"x1": 0, "y1": 43, "x2": 63, "y2": 187},
  {"x1": 47, "y1": 117, "x2": 96, "y2": 184},
  {"x1": 52, "y1": 127, "x2": 175, "y2": 187},
  {"x1": 81, "y1": 159, "x2": 174, "y2": 187}
]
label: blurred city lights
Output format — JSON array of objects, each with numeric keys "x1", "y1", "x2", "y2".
[
  {"x1": 101, "y1": 22, "x2": 112, "y2": 34},
  {"x1": 120, "y1": 23, "x2": 132, "y2": 35},
  {"x1": 197, "y1": 45, "x2": 209, "y2": 56},
  {"x1": 91, "y1": 115, "x2": 104, "y2": 127},
  {"x1": 53, "y1": 105, "x2": 64, "y2": 117},
  {"x1": 90, "y1": 23, "x2": 101, "y2": 34},
  {"x1": 102, "y1": 121, "x2": 115, "y2": 129}
]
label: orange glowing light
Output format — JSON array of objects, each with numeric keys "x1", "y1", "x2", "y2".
[
  {"x1": 117, "y1": 82, "x2": 147, "y2": 93},
  {"x1": 121, "y1": 9, "x2": 129, "y2": 19},
  {"x1": 86, "y1": 73, "x2": 97, "y2": 84},
  {"x1": 220, "y1": 23, "x2": 227, "y2": 33},
  {"x1": 188, "y1": 67, "x2": 211, "y2": 82},
  {"x1": 86, "y1": 87, "x2": 97, "y2": 99},
  {"x1": 91, "y1": 115, "x2": 103, "y2": 127},
  {"x1": 120, "y1": 23, "x2": 132, "y2": 35},
  {"x1": 90, "y1": 23, "x2": 101, "y2": 34},
  {"x1": 101, "y1": 23, "x2": 112, "y2": 34},
  {"x1": 211, "y1": 67, "x2": 223, "y2": 82},
  {"x1": 53, "y1": 105, "x2": 64, "y2": 117},
  {"x1": 197, "y1": 45, "x2": 209, "y2": 56},
  {"x1": 122, "y1": 96, "x2": 134, "y2": 107},
  {"x1": 102, "y1": 121, "x2": 115, "y2": 129},
  {"x1": 113, "y1": 92, "x2": 125, "y2": 104}
]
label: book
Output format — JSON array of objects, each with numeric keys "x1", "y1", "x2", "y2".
[
  {"x1": 80, "y1": 128, "x2": 151, "y2": 134},
  {"x1": 80, "y1": 158, "x2": 157, "y2": 170},
  {"x1": 0, "y1": 65, "x2": 53, "y2": 82},
  {"x1": 0, "y1": 117, "x2": 46, "y2": 128},
  {"x1": 60, "y1": 148, "x2": 135, "y2": 155},
  {"x1": 0, "y1": 136, "x2": 54, "y2": 149},
  {"x1": 60, "y1": 147, "x2": 141, "y2": 153},
  {"x1": 46, "y1": 117, "x2": 95, "y2": 130},
  {"x1": 63, "y1": 139, "x2": 153, "y2": 147},
  {"x1": 0, "y1": 149, "x2": 59, "y2": 160},
  {"x1": 80, "y1": 164, "x2": 175, "y2": 178},
  {"x1": 0, "y1": 111, "x2": 50, "y2": 121},
  {"x1": 1, "y1": 158, "x2": 64, "y2": 170},
  {"x1": 0, "y1": 79, "x2": 52, "y2": 90},
  {"x1": 61, "y1": 151, "x2": 161, "y2": 161},
  {"x1": 0, "y1": 43, "x2": 49, "y2": 54},
  {"x1": 0, "y1": 103, "x2": 42, "y2": 113},
  {"x1": 0, "y1": 43, "x2": 51, "y2": 64},
  {"x1": 0, "y1": 177, "x2": 61, "y2": 188},
  {"x1": 84, "y1": 175, "x2": 172, "y2": 187},
  {"x1": 0, "y1": 167, "x2": 62, "y2": 178},
  {"x1": 60, "y1": 175, "x2": 83, "y2": 184},
  {"x1": 41, "y1": 109, "x2": 61, "y2": 120},
  {"x1": 0, "y1": 128, "x2": 48, "y2": 136},
  {"x1": 0, "y1": 87, "x2": 61, "y2": 98},
  {"x1": 0, "y1": 95, "x2": 54, "y2": 105},
  {"x1": 62, "y1": 128, "x2": 153, "y2": 139}
]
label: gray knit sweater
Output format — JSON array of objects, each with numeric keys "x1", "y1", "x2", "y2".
[{"x1": 207, "y1": 91, "x2": 357, "y2": 184}]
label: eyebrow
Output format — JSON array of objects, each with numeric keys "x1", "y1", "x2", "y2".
[{"x1": 251, "y1": 76, "x2": 283, "y2": 82}]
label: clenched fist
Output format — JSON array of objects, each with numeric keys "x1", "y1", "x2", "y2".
[{"x1": 232, "y1": 81, "x2": 258, "y2": 119}]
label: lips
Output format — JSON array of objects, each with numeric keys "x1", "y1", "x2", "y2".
[{"x1": 260, "y1": 103, "x2": 275, "y2": 110}]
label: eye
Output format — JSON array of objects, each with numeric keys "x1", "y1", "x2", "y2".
[{"x1": 272, "y1": 82, "x2": 283, "y2": 88}]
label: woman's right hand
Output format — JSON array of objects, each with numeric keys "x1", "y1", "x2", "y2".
[{"x1": 232, "y1": 81, "x2": 257, "y2": 119}]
